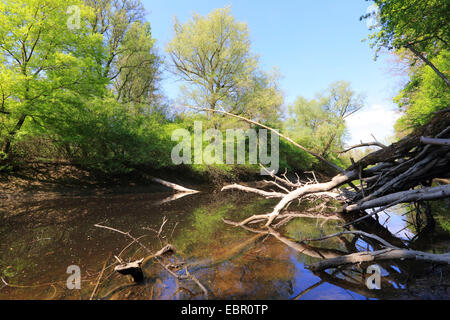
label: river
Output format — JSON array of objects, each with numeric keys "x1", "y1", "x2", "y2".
[{"x1": 0, "y1": 187, "x2": 448, "y2": 299}]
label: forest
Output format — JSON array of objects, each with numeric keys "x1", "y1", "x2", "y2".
[{"x1": 0, "y1": 0, "x2": 449, "y2": 302}]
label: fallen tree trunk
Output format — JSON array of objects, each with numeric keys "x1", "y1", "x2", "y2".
[
  {"x1": 114, "y1": 259, "x2": 144, "y2": 282},
  {"x1": 420, "y1": 137, "x2": 450, "y2": 146},
  {"x1": 149, "y1": 176, "x2": 200, "y2": 193},
  {"x1": 191, "y1": 107, "x2": 450, "y2": 294},
  {"x1": 215, "y1": 109, "x2": 449, "y2": 227},
  {"x1": 307, "y1": 248, "x2": 450, "y2": 271},
  {"x1": 344, "y1": 184, "x2": 450, "y2": 213}
]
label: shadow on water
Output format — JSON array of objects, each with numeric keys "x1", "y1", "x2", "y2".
[{"x1": 0, "y1": 188, "x2": 449, "y2": 300}]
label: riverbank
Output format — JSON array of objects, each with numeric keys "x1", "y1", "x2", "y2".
[{"x1": 0, "y1": 161, "x2": 263, "y2": 200}]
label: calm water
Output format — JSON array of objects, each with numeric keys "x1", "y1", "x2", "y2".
[{"x1": 0, "y1": 187, "x2": 449, "y2": 300}]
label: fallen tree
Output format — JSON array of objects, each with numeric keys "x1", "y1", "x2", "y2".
[
  {"x1": 189, "y1": 106, "x2": 450, "y2": 278},
  {"x1": 307, "y1": 248, "x2": 450, "y2": 271},
  {"x1": 193, "y1": 107, "x2": 450, "y2": 228}
]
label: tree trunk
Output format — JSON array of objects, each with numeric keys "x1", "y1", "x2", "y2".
[
  {"x1": 2, "y1": 114, "x2": 27, "y2": 157},
  {"x1": 308, "y1": 248, "x2": 450, "y2": 271},
  {"x1": 406, "y1": 44, "x2": 450, "y2": 87}
]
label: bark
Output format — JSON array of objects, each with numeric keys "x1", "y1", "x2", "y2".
[
  {"x1": 222, "y1": 183, "x2": 285, "y2": 199},
  {"x1": 213, "y1": 110, "x2": 449, "y2": 232}
]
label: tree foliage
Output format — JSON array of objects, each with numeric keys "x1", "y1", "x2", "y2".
[
  {"x1": 363, "y1": 0, "x2": 450, "y2": 135},
  {"x1": 284, "y1": 81, "x2": 364, "y2": 158},
  {"x1": 167, "y1": 7, "x2": 256, "y2": 110},
  {"x1": 0, "y1": 0, "x2": 167, "y2": 172},
  {"x1": 363, "y1": 0, "x2": 450, "y2": 86},
  {"x1": 166, "y1": 7, "x2": 283, "y2": 125},
  {"x1": 0, "y1": 2, "x2": 359, "y2": 176},
  {"x1": 394, "y1": 50, "x2": 450, "y2": 134},
  {"x1": 0, "y1": 0, "x2": 106, "y2": 157},
  {"x1": 86, "y1": 0, "x2": 162, "y2": 105}
]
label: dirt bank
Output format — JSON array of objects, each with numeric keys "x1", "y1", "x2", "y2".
[{"x1": 0, "y1": 161, "x2": 261, "y2": 200}]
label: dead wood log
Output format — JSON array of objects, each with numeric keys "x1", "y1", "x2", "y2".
[
  {"x1": 225, "y1": 122, "x2": 448, "y2": 227},
  {"x1": 307, "y1": 248, "x2": 450, "y2": 271},
  {"x1": 189, "y1": 106, "x2": 449, "y2": 242},
  {"x1": 112, "y1": 244, "x2": 176, "y2": 283},
  {"x1": 147, "y1": 176, "x2": 199, "y2": 193},
  {"x1": 420, "y1": 137, "x2": 450, "y2": 146},
  {"x1": 114, "y1": 259, "x2": 144, "y2": 282},
  {"x1": 344, "y1": 184, "x2": 450, "y2": 213}
]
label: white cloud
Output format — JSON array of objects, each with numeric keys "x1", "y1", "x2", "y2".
[{"x1": 345, "y1": 104, "x2": 401, "y2": 146}]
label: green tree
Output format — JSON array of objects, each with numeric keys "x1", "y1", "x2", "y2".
[
  {"x1": 86, "y1": 0, "x2": 162, "y2": 106},
  {"x1": 166, "y1": 7, "x2": 259, "y2": 116},
  {"x1": 114, "y1": 21, "x2": 162, "y2": 105},
  {"x1": 394, "y1": 50, "x2": 450, "y2": 133},
  {"x1": 362, "y1": 0, "x2": 450, "y2": 86},
  {"x1": 0, "y1": 0, "x2": 106, "y2": 159},
  {"x1": 226, "y1": 68, "x2": 284, "y2": 126},
  {"x1": 285, "y1": 81, "x2": 364, "y2": 158}
]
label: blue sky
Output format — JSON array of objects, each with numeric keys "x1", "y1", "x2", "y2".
[{"x1": 142, "y1": 0, "x2": 407, "y2": 145}]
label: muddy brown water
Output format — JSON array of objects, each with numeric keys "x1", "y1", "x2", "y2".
[{"x1": 0, "y1": 187, "x2": 449, "y2": 300}]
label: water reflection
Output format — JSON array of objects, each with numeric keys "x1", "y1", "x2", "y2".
[{"x1": 0, "y1": 189, "x2": 448, "y2": 299}]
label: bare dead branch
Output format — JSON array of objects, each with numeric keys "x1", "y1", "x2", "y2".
[
  {"x1": 338, "y1": 142, "x2": 387, "y2": 153},
  {"x1": 221, "y1": 183, "x2": 286, "y2": 198},
  {"x1": 260, "y1": 164, "x2": 299, "y2": 188}
]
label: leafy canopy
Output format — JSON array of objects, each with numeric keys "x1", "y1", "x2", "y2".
[
  {"x1": 166, "y1": 6, "x2": 283, "y2": 126},
  {"x1": 363, "y1": 0, "x2": 449, "y2": 60}
]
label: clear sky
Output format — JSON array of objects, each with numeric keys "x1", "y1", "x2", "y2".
[{"x1": 142, "y1": 0, "x2": 407, "y2": 145}]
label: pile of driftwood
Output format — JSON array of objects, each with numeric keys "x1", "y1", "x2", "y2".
[{"x1": 202, "y1": 107, "x2": 450, "y2": 269}]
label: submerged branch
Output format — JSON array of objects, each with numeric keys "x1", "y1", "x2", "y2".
[{"x1": 303, "y1": 230, "x2": 398, "y2": 249}]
